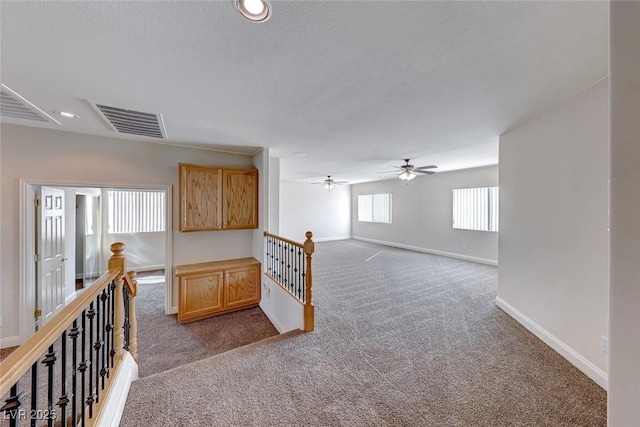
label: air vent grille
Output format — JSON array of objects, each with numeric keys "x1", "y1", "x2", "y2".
[
  {"x1": 93, "y1": 103, "x2": 166, "y2": 139},
  {"x1": 0, "y1": 84, "x2": 59, "y2": 123}
]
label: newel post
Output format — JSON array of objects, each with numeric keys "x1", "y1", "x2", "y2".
[
  {"x1": 108, "y1": 242, "x2": 127, "y2": 361},
  {"x1": 303, "y1": 231, "x2": 315, "y2": 332},
  {"x1": 125, "y1": 271, "x2": 139, "y2": 363}
]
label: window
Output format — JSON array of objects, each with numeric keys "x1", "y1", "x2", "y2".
[
  {"x1": 108, "y1": 190, "x2": 166, "y2": 233},
  {"x1": 358, "y1": 193, "x2": 392, "y2": 223},
  {"x1": 452, "y1": 186, "x2": 499, "y2": 232}
]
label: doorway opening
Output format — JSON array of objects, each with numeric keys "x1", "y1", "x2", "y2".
[{"x1": 20, "y1": 179, "x2": 173, "y2": 342}]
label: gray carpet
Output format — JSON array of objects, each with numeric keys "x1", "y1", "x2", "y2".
[
  {"x1": 121, "y1": 240, "x2": 606, "y2": 426},
  {"x1": 135, "y1": 272, "x2": 279, "y2": 377}
]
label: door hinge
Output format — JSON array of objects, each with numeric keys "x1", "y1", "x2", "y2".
[
  {"x1": 35, "y1": 254, "x2": 41, "y2": 262},
  {"x1": 34, "y1": 309, "x2": 42, "y2": 318},
  {"x1": 34, "y1": 198, "x2": 41, "y2": 207}
]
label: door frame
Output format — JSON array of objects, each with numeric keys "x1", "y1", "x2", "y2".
[{"x1": 20, "y1": 179, "x2": 173, "y2": 344}]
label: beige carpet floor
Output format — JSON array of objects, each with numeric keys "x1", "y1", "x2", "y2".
[
  {"x1": 122, "y1": 240, "x2": 606, "y2": 426},
  {"x1": 134, "y1": 272, "x2": 279, "y2": 377}
]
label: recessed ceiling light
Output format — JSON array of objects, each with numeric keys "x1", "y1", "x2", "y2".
[
  {"x1": 292, "y1": 152, "x2": 306, "y2": 157},
  {"x1": 235, "y1": 0, "x2": 271, "y2": 22},
  {"x1": 53, "y1": 111, "x2": 79, "y2": 119}
]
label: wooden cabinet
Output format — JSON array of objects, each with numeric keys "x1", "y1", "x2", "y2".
[
  {"x1": 176, "y1": 257, "x2": 261, "y2": 324},
  {"x1": 179, "y1": 164, "x2": 258, "y2": 232}
]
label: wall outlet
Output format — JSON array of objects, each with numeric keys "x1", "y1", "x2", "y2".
[{"x1": 601, "y1": 335, "x2": 609, "y2": 353}]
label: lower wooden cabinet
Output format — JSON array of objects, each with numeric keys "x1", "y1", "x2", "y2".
[{"x1": 176, "y1": 257, "x2": 261, "y2": 324}]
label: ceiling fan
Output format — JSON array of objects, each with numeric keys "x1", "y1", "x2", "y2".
[
  {"x1": 312, "y1": 176, "x2": 348, "y2": 191},
  {"x1": 381, "y1": 159, "x2": 438, "y2": 181}
]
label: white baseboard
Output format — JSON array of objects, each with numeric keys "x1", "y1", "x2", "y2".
[
  {"x1": 0, "y1": 335, "x2": 22, "y2": 349},
  {"x1": 95, "y1": 352, "x2": 138, "y2": 427},
  {"x1": 314, "y1": 236, "x2": 351, "y2": 243},
  {"x1": 352, "y1": 236, "x2": 498, "y2": 266},
  {"x1": 495, "y1": 297, "x2": 608, "y2": 390},
  {"x1": 169, "y1": 305, "x2": 178, "y2": 315},
  {"x1": 130, "y1": 264, "x2": 165, "y2": 273}
]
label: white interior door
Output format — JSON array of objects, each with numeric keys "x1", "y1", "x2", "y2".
[{"x1": 37, "y1": 186, "x2": 66, "y2": 328}]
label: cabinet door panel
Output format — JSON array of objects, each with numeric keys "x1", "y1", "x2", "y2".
[
  {"x1": 180, "y1": 164, "x2": 222, "y2": 231},
  {"x1": 224, "y1": 265, "x2": 260, "y2": 308},
  {"x1": 179, "y1": 271, "x2": 223, "y2": 321},
  {"x1": 222, "y1": 169, "x2": 258, "y2": 229}
]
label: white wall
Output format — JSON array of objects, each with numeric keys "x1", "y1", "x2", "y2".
[
  {"x1": 609, "y1": 1, "x2": 640, "y2": 424},
  {"x1": 351, "y1": 166, "x2": 498, "y2": 264},
  {"x1": 0, "y1": 124, "x2": 255, "y2": 342},
  {"x1": 498, "y1": 79, "x2": 609, "y2": 387},
  {"x1": 259, "y1": 275, "x2": 304, "y2": 333},
  {"x1": 279, "y1": 181, "x2": 351, "y2": 243}
]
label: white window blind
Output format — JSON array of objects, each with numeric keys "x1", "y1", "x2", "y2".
[
  {"x1": 358, "y1": 193, "x2": 392, "y2": 223},
  {"x1": 452, "y1": 186, "x2": 499, "y2": 232},
  {"x1": 108, "y1": 190, "x2": 166, "y2": 233}
]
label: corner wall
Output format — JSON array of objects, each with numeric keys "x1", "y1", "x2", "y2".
[
  {"x1": 498, "y1": 79, "x2": 609, "y2": 387},
  {"x1": 609, "y1": 1, "x2": 640, "y2": 423},
  {"x1": 351, "y1": 166, "x2": 498, "y2": 265}
]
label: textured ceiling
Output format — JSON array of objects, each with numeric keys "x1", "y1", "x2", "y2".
[{"x1": 0, "y1": 1, "x2": 608, "y2": 183}]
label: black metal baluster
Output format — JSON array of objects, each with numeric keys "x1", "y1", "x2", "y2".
[
  {"x1": 301, "y1": 262, "x2": 307, "y2": 302},
  {"x1": 297, "y1": 248, "x2": 303, "y2": 300},
  {"x1": 272, "y1": 238, "x2": 276, "y2": 277},
  {"x1": 86, "y1": 303, "x2": 96, "y2": 418},
  {"x1": 57, "y1": 331, "x2": 69, "y2": 425},
  {"x1": 1, "y1": 383, "x2": 25, "y2": 427},
  {"x1": 100, "y1": 289, "x2": 108, "y2": 389},
  {"x1": 93, "y1": 295, "x2": 102, "y2": 404},
  {"x1": 42, "y1": 344, "x2": 57, "y2": 427},
  {"x1": 279, "y1": 241, "x2": 283, "y2": 283},
  {"x1": 124, "y1": 285, "x2": 131, "y2": 351},
  {"x1": 69, "y1": 319, "x2": 80, "y2": 425},
  {"x1": 289, "y1": 246, "x2": 295, "y2": 294},
  {"x1": 283, "y1": 242, "x2": 288, "y2": 289},
  {"x1": 31, "y1": 360, "x2": 38, "y2": 427},
  {"x1": 79, "y1": 310, "x2": 88, "y2": 427},
  {"x1": 109, "y1": 281, "x2": 116, "y2": 369}
]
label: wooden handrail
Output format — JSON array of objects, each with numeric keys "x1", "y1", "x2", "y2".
[
  {"x1": 0, "y1": 267, "x2": 121, "y2": 397},
  {"x1": 263, "y1": 231, "x2": 304, "y2": 249}
]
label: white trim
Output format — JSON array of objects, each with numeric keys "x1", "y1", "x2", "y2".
[
  {"x1": 0, "y1": 335, "x2": 22, "y2": 349},
  {"x1": 495, "y1": 297, "x2": 608, "y2": 390},
  {"x1": 314, "y1": 236, "x2": 351, "y2": 243},
  {"x1": 169, "y1": 305, "x2": 178, "y2": 315},
  {"x1": 65, "y1": 291, "x2": 77, "y2": 305},
  {"x1": 19, "y1": 179, "x2": 173, "y2": 343},
  {"x1": 94, "y1": 352, "x2": 138, "y2": 427},
  {"x1": 352, "y1": 236, "x2": 498, "y2": 266}
]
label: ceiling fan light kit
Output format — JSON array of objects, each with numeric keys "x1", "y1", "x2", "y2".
[
  {"x1": 399, "y1": 170, "x2": 416, "y2": 181},
  {"x1": 312, "y1": 175, "x2": 347, "y2": 192}
]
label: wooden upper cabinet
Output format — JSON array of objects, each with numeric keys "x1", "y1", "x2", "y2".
[
  {"x1": 222, "y1": 169, "x2": 258, "y2": 230},
  {"x1": 179, "y1": 164, "x2": 222, "y2": 231},
  {"x1": 179, "y1": 163, "x2": 258, "y2": 232}
]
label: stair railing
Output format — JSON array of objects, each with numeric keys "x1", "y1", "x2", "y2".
[
  {"x1": 263, "y1": 231, "x2": 315, "y2": 332},
  {"x1": 0, "y1": 242, "x2": 138, "y2": 426}
]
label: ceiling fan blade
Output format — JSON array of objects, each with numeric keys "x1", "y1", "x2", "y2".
[
  {"x1": 333, "y1": 181, "x2": 349, "y2": 184},
  {"x1": 413, "y1": 170, "x2": 436, "y2": 175},
  {"x1": 415, "y1": 165, "x2": 438, "y2": 170}
]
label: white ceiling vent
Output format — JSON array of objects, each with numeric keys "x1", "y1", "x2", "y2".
[
  {"x1": 92, "y1": 103, "x2": 167, "y2": 139},
  {"x1": 0, "y1": 84, "x2": 60, "y2": 124}
]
